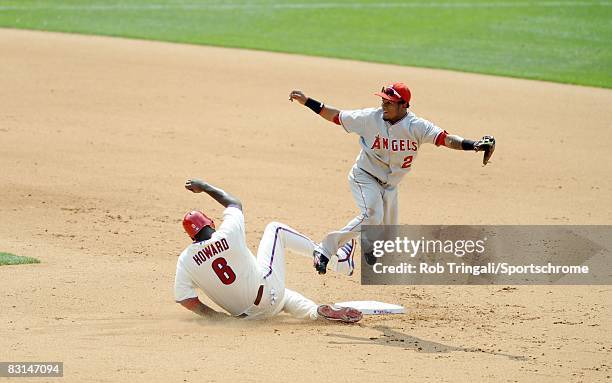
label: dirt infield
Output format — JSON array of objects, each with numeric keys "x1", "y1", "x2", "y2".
[{"x1": 1, "y1": 29, "x2": 611, "y2": 382}]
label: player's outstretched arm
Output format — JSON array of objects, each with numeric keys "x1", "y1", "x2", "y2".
[
  {"x1": 289, "y1": 89, "x2": 341, "y2": 125},
  {"x1": 185, "y1": 179, "x2": 243, "y2": 210},
  {"x1": 443, "y1": 134, "x2": 471, "y2": 150},
  {"x1": 442, "y1": 134, "x2": 496, "y2": 165},
  {"x1": 178, "y1": 297, "x2": 229, "y2": 320}
]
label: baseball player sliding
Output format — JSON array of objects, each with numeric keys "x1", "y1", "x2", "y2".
[
  {"x1": 289, "y1": 82, "x2": 495, "y2": 274},
  {"x1": 174, "y1": 178, "x2": 363, "y2": 323}
]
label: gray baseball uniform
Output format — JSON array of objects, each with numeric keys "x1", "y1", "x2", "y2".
[{"x1": 323, "y1": 107, "x2": 444, "y2": 272}]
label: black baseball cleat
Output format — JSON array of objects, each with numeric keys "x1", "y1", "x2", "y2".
[
  {"x1": 313, "y1": 249, "x2": 329, "y2": 274},
  {"x1": 364, "y1": 249, "x2": 377, "y2": 266},
  {"x1": 317, "y1": 305, "x2": 363, "y2": 323}
]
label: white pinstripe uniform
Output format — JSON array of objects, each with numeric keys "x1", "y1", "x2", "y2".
[
  {"x1": 175, "y1": 207, "x2": 321, "y2": 320},
  {"x1": 324, "y1": 108, "x2": 444, "y2": 274}
]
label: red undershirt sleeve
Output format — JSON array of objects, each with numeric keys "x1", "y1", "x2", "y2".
[
  {"x1": 435, "y1": 130, "x2": 448, "y2": 146},
  {"x1": 333, "y1": 114, "x2": 341, "y2": 125},
  {"x1": 179, "y1": 297, "x2": 200, "y2": 310}
]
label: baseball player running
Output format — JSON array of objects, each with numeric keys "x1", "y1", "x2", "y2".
[
  {"x1": 289, "y1": 82, "x2": 495, "y2": 274},
  {"x1": 174, "y1": 178, "x2": 363, "y2": 323}
]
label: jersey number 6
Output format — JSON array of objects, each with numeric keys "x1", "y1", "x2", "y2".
[
  {"x1": 402, "y1": 155, "x2": 413, "y2": 168},
  {"x1": 211, "y1": 257, "x2": 236, "y2": 285}
]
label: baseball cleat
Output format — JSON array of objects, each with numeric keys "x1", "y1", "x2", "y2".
[
  {"x1": 313, "y1": 249, "x2": 329, "y2": 274},
  {"x1": 364, "y1": 249, "x2": 377, "y2": 266},
  {"x1": 336, "y1": 239, "x2": 356, "y2": 276},
  {"x1": 317, "y1": 305, "x2": 363, "y2": 323}
]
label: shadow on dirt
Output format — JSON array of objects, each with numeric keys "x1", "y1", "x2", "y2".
[{"x1": 326, "y1": 325, "x2": 528, "y2": 361}]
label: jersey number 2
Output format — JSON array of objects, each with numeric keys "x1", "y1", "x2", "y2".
[
  {"x1": 211, "y1": 257, "x2": 236, "y2": 285},
  {"x1": 402, "y1": 155, "x2": 413, "y2": 168}
]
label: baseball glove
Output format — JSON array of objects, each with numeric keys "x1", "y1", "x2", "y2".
[{"x1": 474, "y1": 135, "x2": 495, "y2": 166}]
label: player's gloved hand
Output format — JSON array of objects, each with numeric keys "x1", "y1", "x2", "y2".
[
  {"x1": 474, "y1": 135, "x2": 495, "y2": 166},
  {"x1": 289, "y1": 90, "x2": 308, "y2": 105},
  {"x1": 185, "y1": 178, "x2": 207, "y2": 193},
  {"x1": 206, "y1": 310, "x2": 230, "y2": 321}
]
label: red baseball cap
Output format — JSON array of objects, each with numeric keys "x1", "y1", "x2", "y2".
[{"x1": 375, "y1": 82, "x2": 411, "y2": 104}]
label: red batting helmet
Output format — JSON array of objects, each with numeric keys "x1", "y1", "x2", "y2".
[{"x1": 182, "y1": 210, "x2": 215, "y2": 239}]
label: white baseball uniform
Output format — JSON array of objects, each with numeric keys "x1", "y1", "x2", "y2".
[
  {"x1": 174, "y1": 207, "x2": 320, "y2": 320},
  {"x1": 322, "y1": 108, "x2": 445, "y2": 266}
]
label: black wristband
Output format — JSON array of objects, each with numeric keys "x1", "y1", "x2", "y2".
[
  {"x1": 305, "y1": 98, "x2": 324, "y2": 114},
  {"x1": 461, "y1": 139, "x2": 476, "y2": 151}
]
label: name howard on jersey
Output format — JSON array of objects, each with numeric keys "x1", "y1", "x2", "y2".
[
  {"x1": 371, "y1": 135, "x2": 418, "y2": 152},
  {"x1": 192, "y1": 238, "x2": 230, "y2": 266}
]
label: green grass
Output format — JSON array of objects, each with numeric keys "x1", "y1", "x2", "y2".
[
  {"x1": 0, "y1": 252, "x2": 40, "y2": 266},
  {"x1": 0, "y1": 0, "x2": 610, "y2": 88}
]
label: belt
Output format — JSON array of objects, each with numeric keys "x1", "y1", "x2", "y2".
[
  {"x1": 253, "y1": 284, "x2": 264, "y2": 306},
  {"x1": 359, "y1": 167, "x2": 387, "y2": 186},
  {"x1": 237, "y1": 284, "x2": 264, "y2": 319}
]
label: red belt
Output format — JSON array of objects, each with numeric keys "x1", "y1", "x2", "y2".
[
  {"x1": 253, "y1": 284, "x2": 264, "y2": 306},
  {"x1": 237, "y1": 285, "x2": 264, "y2": 319}
]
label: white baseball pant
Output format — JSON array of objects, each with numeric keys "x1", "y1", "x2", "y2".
[
  {"x1": 321, "y1": 165, "x2": 398, "y2": 269},
  {"x1": 242, "y1": 222, "x2": 319, "y2": 320}
]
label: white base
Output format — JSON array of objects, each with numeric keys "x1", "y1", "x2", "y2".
[{"x1": 334, "y1": 300, "x2": 405, "y2": 315}]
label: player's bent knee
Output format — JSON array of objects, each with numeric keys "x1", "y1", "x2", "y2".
[
  {"x1": 364, "y1": 209, "x2": 383, "y2": 225},
  {"x1": 264, "y1": 221, "x2": 282, "y2": 233}
]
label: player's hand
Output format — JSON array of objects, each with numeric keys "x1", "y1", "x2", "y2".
[
  {"x1": 195, "y1": 305, "x2": 230, "y2": 321},
  {"x1": 206, "y1": 310, "x2": 230, "y2": 321},
  {"x1": 198, "y1": 308, "x2": 229, "y2": 322},
  {"x1": 185, "y1": 178, "x2": 207, "y2": 193},
  {"x1": 289, "y1": 90, "x2": 308, "y2": 105}
]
